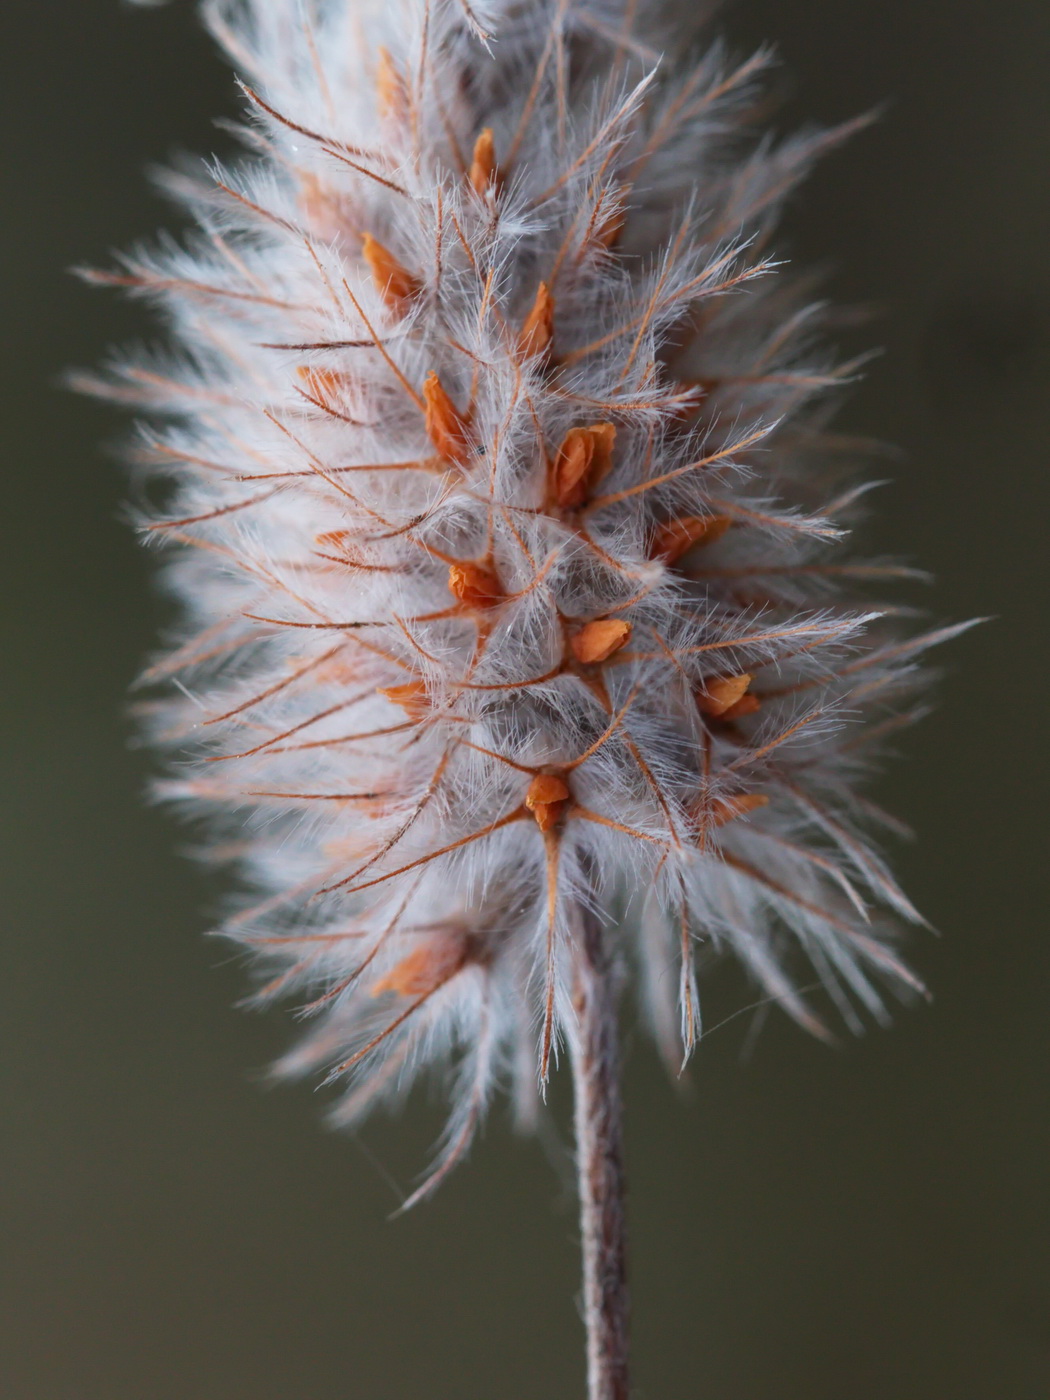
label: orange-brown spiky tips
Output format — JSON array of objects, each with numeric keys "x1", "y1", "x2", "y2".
[
  {"x1": 708, "y1": 793, "x2": 769, "y2": 828},
  {"x1": 378, "y1": 680, "x2": 429, "y2": 719},
  {"x1": 696, "y1": 673, "x2": 753, "y2": 718},
  {"x1": 653, "y1": 514, "x2": 732, "y2": 564},
  {"x1": 423, "y1": 372, "x2": 473, "y2": 466},
  {"x1": 525, "y1": 773, "x2": 570, "y2": 832},
  {"x1": 372, "y1": 930, "x2": 470, "y2": 998},
  {"x1": 551, "y1": 423, "x2": 617, "y2": 510},
  {"x1": 376, "y1": 47, "x2": 409, "y2": 123},
  {"x1": 448, "y1": 561, "x2": 503, "y2": 609},
  {"x1": 519, "y1": 282, "x2": 555, "y2": 362},
  {"x1": 362, "y1": 234, "x2": 421, "y2": 315},
  {"x1": 469, "y1": 128, "x2": 504, "y2": 196},
  {"x1": 571, "y1": 618, "x2": 632, "y2": 665}
]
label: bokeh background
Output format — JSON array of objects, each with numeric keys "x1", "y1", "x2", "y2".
[{"x1": 2, "y1": 1, "x2": 1047, "y2": 1396}]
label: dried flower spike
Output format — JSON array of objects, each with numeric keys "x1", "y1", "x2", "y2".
[{"x1": 83, "y1": 2, "x2": 973, "y2": 1395}]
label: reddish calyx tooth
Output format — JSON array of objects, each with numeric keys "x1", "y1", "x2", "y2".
[
  {"x1": 378, "y1": 680, "x2": 429, "y2": 718},
  {"x1": 423, "y1": 372, "x2": 474, "y2": 465},
  {"x1": 372, "y1": 931, "x2": 470, "y2": 997},
  {"x1": 519, "y1": 282, "x2": 555, "y2": 362},
  {"x1": 708, "y1": 793, "x2": 769, "y2": 828},
  {"x1": 525, "y1": 773, "x2": 570, "y2": 831},
  {"x1": 362, "y1": 233, "x2": 421, "y2": 315},
  {"x1": 653, "y1": 514, "x2": 732, "y2": 563},
  {"x1": 448, "y1": 561, "x2": 503, "y2": 609},
  {"x1": 552, "y1": 422, "x2": 616, "y2": 509},
  {"x1": 571, "y1": 618, "x2": 632, "y2": 665},
  {"x1": 696, "y1": 672, "x2": 753, "y2": 718},
  {"x1": 470, "y1": 129, "x2": 504, "y2": 196}
]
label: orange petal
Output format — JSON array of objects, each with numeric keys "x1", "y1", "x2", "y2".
[
  {"x1": 653, "y1": 514, "x2": 732, "y2": 563},
  {"x1": 525, "y1": 773, "x2": 570, "y2": 831},
  {"x1": 696, "y1": 673, "x2": 752, "y2": 717},
  {"x1": 469, "y1": 128, "x2": 503, "y2": 195},
  {"x1": 720, "y1": 693, "x2": 762, "y2": 721},
  {"x1": 519, "y1": 282, "x2": 555, "y2": 361},
  {"x1": 571, "y1": 618, "x2": 632, "y2": 664},
  {"x1": 553, "y1": 422, "x2": 616, "y2": 508},
  {"x1": 586, "y1": 422, "x2": 616, "y2": 480},
  {"x1": 709, "y1": 793, "x2": 769, "y2": 828},
  {"x1": 448, "y1": 561, "x2": 503, "y2": 608},
  {"x1": 553, "y1": 430, "x2": 592, "y2": 509},
  {"x1": 378, "y1": 680, "x2": 429, "y2": 718},
  {"x1": 526, "y1": 774, "x2": 570, "y2": 807},
  {"x1": 423, "y1": 372, "x2": 473, "y2": 465},
  {"x1": 362, "y1": 233, "x2": 421, "y2": 315}
]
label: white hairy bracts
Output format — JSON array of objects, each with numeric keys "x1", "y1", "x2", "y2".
[{"x1": 83, "y1": 0, "x2": 968, "y2": 1204}]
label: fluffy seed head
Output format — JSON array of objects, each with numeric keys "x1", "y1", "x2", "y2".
[{"x1": 84, "y1": 0, "x2": 968, "y2": 1202}]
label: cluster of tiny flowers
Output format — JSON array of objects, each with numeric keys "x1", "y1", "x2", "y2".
[{"x1": 86, "y1": 0, "x2": 966, "y2": 1202}]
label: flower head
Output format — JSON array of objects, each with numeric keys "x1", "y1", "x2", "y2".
[{"x1": 85, "y1": 0, "x2": 967, "y2": 1203}]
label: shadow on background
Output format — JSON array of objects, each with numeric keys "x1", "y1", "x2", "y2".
[{"x1": 1, "y1": 1, "x2": 1046, "y2": 1396}]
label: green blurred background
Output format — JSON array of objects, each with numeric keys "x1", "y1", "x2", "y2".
[{"x1": 2, "y1": 1, "x2": 1047, "y2": 1395}]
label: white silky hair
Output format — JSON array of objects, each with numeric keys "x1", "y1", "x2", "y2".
[{"x1": 86, "y1": 0, "x2": 970, "y2": 1203}]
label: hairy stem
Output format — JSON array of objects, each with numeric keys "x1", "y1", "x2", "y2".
[{"x1": 569, "y1": 900, "x2": 629, "y2": 1400}]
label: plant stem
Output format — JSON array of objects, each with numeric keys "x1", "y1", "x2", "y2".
[{"x1": 569, "y1": 900, "x2": 629, "y2": 1400}]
